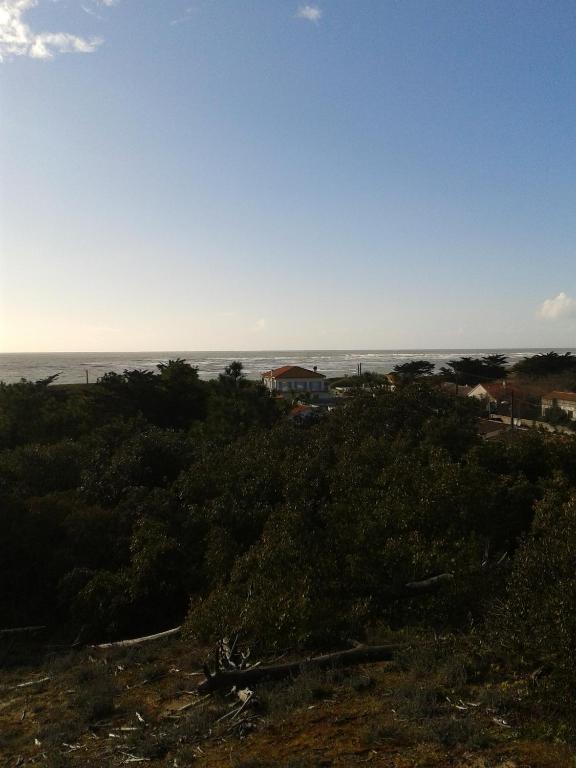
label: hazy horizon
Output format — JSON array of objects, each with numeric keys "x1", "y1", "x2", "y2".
[
  {"x1": 2, "y1": 345, "x2": 575, "y2": 356},
  {"x1": 2, "y1": 346, "x2": 575, "y2": 385}
]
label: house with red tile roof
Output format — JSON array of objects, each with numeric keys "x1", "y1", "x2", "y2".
[
  {"x1": 468, "y1": 381, "x2": 510, "y2": 401},
  {"x1": 468, "y1": 381, "x2": 534, "y2": 418},
  {"x1": 541, "y1": 391, "x2": 576, "y2": 420},
  {"x1": 261, "y1": 365, "x2": 327, "y2": 395}
]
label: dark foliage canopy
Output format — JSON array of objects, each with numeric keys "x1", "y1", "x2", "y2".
[
  {"x1": 393, "y1": 360, "x2": 435, "y2": 378},
  {"x1": 1, "y1": 358, "x2": 576, "y2": 712},
  {"x1": 513, "y1": 351, "x2": 576, "y2": 378},
  {"x1": 440, "y1": 355, "x2": 508, "y2": 385}
]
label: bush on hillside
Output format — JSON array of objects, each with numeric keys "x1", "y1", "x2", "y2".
[{"x1": 494, "y1": 487, "x2": 576, "y2": 704}]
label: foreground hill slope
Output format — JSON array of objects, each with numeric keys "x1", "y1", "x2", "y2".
[{"x1": 1, "y1": 634, "x2": 574, "y2": 768}]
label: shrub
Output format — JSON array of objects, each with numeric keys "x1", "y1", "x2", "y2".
[
  {"x1": 73, "y1": 670, "x2": 118, "y2": 723},
  {"x1": 494, "y1": 488, "x2": 576, "y2": 705},
  {"x1": 257, "y1": 668, "x2": 337, "y2": 719}
]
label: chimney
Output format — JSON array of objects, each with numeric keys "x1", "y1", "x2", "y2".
[{"x1": 313, "y1": 366, "x2": 317, "y2": 373}]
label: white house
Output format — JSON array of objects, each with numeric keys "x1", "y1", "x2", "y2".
[
  {"x1": 467, "y1": 381, "x2": 524, "y2": 410},
  {"x1": 541, "y1": 391, "x2": 576, "y2": 420},
  {"x1": 261, "y1": 365, "x2": 327, "y2": 394},
  {"x1": 468, "y1": 380, "x2": 536, "y2": 419},
  {"x1": 468, "y1": 382, "x2": 506, "y2": 412}
]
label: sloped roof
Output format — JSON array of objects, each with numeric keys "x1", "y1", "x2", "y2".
[
  {"x1": 469, "y1": 381, "x2": 519, "y2": 401},
  {"x1": 262, "y1": 365, "x2": 325, "y2": 379},
  {"x1": 542, "y1": 390, "x2": 576, "y2": 403},
  {"x1": 481, "y1": 382, "x2": 509, "y2": 400}
]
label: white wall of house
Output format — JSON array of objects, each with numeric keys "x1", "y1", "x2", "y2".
[
  {"x1": 542, "y1": 397, "x2": 576, "y2": 418},
  {"x1": 274, "y1": 379, "x2": 326, "y2": 392},
  {"x1": 467, "y1": 384, "x2": 499, "y2": 412},
  {"x1": 467, "y1": 384, "x2": 491, "y2": 400},
  {"x1": 263, "y1": 378, "x2": 325, "y2": 392}
]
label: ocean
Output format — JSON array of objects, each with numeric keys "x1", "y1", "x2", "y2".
[{"x1": 0, "y1": 349, "x2": 574, "y2": 385}]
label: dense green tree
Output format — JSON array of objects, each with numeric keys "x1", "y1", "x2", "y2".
[
  {"x1": 219, "y1": 360, "x2": 245, "y2": 386},
  {"x1": 156, "y1": 358, "x2": 208, "y2": 427},
  {"x1": 440, "y1": 355, "x2": 508, "y2": 385},
  {"x1": 513, "y1": 351, "x2": 576, "y2": 378},
  {"x1": 95, "y1": 360, "x2": 207, "y2": 429},
  {"x1": 0, "y1": 376, "x2": 96, "y2": 449},
  {"x1": 495, "y1": 487, "x2": 576, "y2": 704},
  {"x1": 81, "y1": 427, "x2": 196, "y2": 505},
  {"x1": 392, "y1": 360, "x2": 435, "y2": 378},
  {"x1": 0, "y1": 441, "x2": 83, "y2": 497},
  {"x1": 1, "y1": 365, "x2": 576, "y2": 654},
  {"x1": 481, "y1": 354, "x2": 509, "y2": 379}
]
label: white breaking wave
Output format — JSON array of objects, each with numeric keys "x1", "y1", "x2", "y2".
[{"x1": 1, "y1": 348, "x2": 574, "y2": 385}]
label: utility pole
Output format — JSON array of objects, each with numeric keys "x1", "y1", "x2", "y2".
[
  {"x1": 510, "y1": 389, "x2": 515, "y2": 429},
  {"x1": 85, "y1": 369, "x2": 89, "y2": 385}
]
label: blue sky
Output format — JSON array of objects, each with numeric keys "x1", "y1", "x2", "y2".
[{"x1": 1, "y1": 0, "x2": 575, "y2": 352}]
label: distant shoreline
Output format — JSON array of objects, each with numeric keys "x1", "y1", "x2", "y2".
[{"x1": 2, "y1": 348, "x2": 575, "y2": 386}]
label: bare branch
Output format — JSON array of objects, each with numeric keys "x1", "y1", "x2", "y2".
[
  {"x1": 0, "y1": 626, "x2": 46, "y2": 637},
  {"x1": 89, "y1": 626, "x2": 181, "y2": 650}
]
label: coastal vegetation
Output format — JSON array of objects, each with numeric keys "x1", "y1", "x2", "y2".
[
  {"x1": 392, "y1": 359, "x2": 435, "y2": 378},
  {"x1": 439, "y1": 354, "x2": 509, "y2": 384},
  {"x1": 1, "y1": 357, "x2": 576, "y2": 763}
]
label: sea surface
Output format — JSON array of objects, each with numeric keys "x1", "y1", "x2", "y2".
[{"x1": 1, "y1": 349, "x2": 574, "y2": 385}]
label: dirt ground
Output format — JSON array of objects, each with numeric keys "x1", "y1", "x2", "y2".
[{"x1": 0, "y1": 636, "x2": 574, "y2": 768}]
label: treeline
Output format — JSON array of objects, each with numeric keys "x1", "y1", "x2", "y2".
[
  {"x1": 1, "y1": 360, "x2": 576, "y2": 711},
  {"x1": 393, "y1": 350, "x2": 576, "y2": 385}
]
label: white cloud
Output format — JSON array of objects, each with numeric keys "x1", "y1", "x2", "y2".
[
  {"x1": 170, "y1": 7, "x2": 194, "y2": 27},
  {"x1": 0, "y1": 0, "x2": 103, "y2": 61},
  {"x1": 82, "y1": 0, "x2": 119, "y2": 19},
  {"x1": 253, "y1": 318, "x2": 266, "y2": 332},
  {"x1": 296, "y1": 4, "x2": 322, "y2": 23},
  {"x1": 538, "y1": 292, "x2": 576, "y2": 321},
  {"x1": 81, "y1": 5, "x2": 102, "y2": 19}
]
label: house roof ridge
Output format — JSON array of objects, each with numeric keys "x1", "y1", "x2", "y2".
[
  {"x1": 543, "y1": 390, "x2": 576, "y2": 401},
  {"x1": 262, "y1": 365, "x2": 326, "y2": 379}
]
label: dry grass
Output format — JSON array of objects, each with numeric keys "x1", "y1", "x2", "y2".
[{"x1": 0, "y1": 634, "x2": 574, "y2": 767}]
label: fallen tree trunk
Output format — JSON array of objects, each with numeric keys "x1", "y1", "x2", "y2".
[
  {"x1": 198, "y1": 643, "x2": 402, "y2": 693},
  {"x1": 90, "y1": 626, "x2": 181, "y2": 650}
]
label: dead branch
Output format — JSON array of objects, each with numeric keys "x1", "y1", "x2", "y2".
[
  {"x1": 8, "y1": 676, "x2": 51, "y2": 691},
  {"x1": 0, "y1": 626, "x2": 46, "y2": 637},
  {"x1": 403, "y1": 573, "x2": 454, "y2": 593},
  {"x1": 177, "y1": 694, "x2": 211, "y2": 712},
  {"x1": 126, "y1": 672, "x2": 168, "y2": 690},
  {"x1": 198, "y1": 643, "x2": 402, "y2": 693},
  {"x1": 89, "y1": 626, "x2": 181, "y2": 650}
]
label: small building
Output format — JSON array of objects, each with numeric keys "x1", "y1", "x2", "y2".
[
  {"x1": 541, "y1": 391, "x2": 576, "y2": 420},
  {"x1": 468, "y1": 381, "x2": 509, "y2": 409},
  {"x1": 468, "y1": 381, "x2": 532, "y2": 418},
  {"x1": 261, "y1": 365, "x2": 327, "y2": 395}
]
